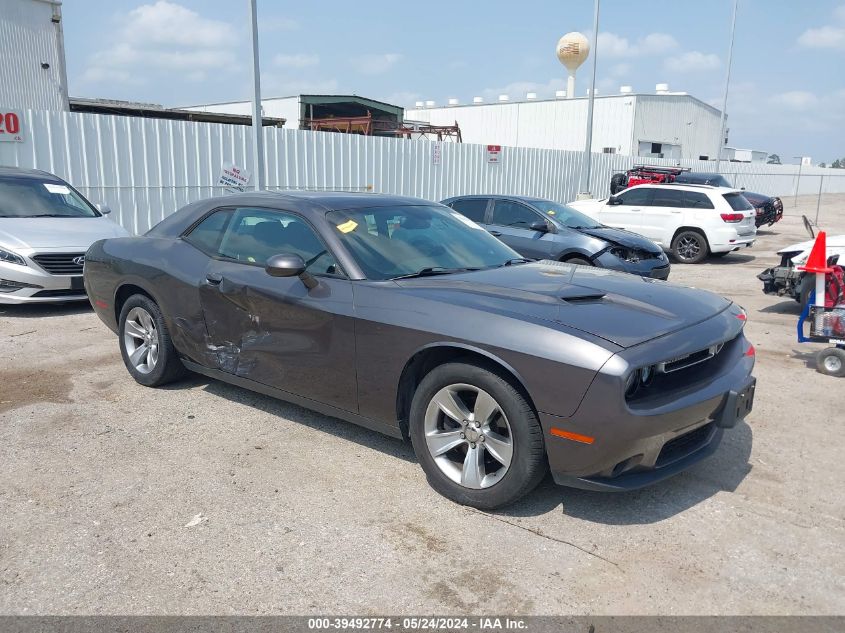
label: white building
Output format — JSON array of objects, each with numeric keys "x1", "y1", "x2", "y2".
[
  {"x1": 721, "y1": 147, "x2": 768, "y2": 163},
  {"x1": 0, "y1": 0, "x2": 68, "y2": 111},
  {"x1": 406, "y1": 87, "x2": 726, "y2": 161}
]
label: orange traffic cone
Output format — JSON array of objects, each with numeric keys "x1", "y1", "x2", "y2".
[{"x1": 798, "y1": 231, "x2": 834, "y2": 274}]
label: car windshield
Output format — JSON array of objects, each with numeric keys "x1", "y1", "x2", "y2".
[
  {"x1": 0, "y1": 176, "x2": 99, "y2": 218},
  {"x1": 326, "y1": 205, "x2": 521, "y2": 280},
  {"x1": 532, "y1": 200, "x2": 603, "y2": 229}
]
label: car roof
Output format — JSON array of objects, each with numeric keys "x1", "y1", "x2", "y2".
[
  {"x1": 442, "y1": 194, "x2": 558, "y2": 204},
  {"x1": 0, "y1": 166, "x2": 63, "y2": 181},
  {"x1": 626, "y1": 183, "x2": 742, "y2": 194}
]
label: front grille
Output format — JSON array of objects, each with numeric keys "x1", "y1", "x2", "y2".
[
  {"x1": 656, "y1": 423, "x2": 714, "y2": 467},
  {"x1": 31, "y1": 253, "x2": 85, "y2": 275},
  {"x1": 31, "y1": 288, "x2": 87, "y2": 298},
  {"x1": 659, "y1": 343, "x2": 723, "y2": 374}
]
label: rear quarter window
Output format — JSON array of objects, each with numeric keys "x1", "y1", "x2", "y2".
[
  {"x1": 723, "y1": 193, "x2": 753, "y2": 211},
  {"x1": 449, "y1": 198, "x2": 488, "y2": 223}
]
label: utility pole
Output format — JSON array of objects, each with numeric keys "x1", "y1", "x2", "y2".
[
  {"x1": 578, "y1": 0, "x2": 600, "y2": 198},
  {"x1": 715, "y1": 0, "x2": 738, "y2": 167},
  {"x1": 248, "y1": 0, "x2": 265, "y2": 190}
]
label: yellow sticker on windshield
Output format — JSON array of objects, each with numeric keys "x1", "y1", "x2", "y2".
[
  {"x1": 547, "y1": 210, "x2": 556, "y2": 215},
  {"x1": 336, "y1": 220, "x2": 358, "y2": 233}
]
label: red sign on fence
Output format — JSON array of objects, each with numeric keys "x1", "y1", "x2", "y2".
[
  {"x1": 487, "y1": 144, "x2": 501, "y2": 164},
  {"x1": 0, "y1": 111, "x2": 23, "y2": 142}
]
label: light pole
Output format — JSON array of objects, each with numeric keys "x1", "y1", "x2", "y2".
[
  {"x1": 715, "y1": 0, "x2": 738, "y2": 167},
  {"x1": 248, "y1": 0, "x2": 265, "y2": 190},
  {"x1": 794, "y1": 156, "x2": 804, "y2": 207},
  {"x1": 579, "y1": 0, "x2": 600, "y2": 198}
]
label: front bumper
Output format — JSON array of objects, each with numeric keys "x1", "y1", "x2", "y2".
[
  {"x1": 0, "y1": 254, "x2": 87, "y2": 304},
  {"x1": 540, "y1": 315, "x2": 755, "y2": 491},
  {"x1": 594, "y1": 251, "x2": 671, "y2": 280}
]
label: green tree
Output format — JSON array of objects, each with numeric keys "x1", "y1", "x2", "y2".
[
  {"x1": 832, "y1": 159, "x2": 844, "y2": 169},
  {"x1": 819, "y1": 162, "x2": 827, "y2": 168},
  {"x1": 766, "y1": 153, "x2": 782, "y2": 164}
]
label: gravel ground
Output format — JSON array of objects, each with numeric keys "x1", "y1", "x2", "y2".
[{"x1": 1, "y1": 194, "x2": 843, "y2": 615}]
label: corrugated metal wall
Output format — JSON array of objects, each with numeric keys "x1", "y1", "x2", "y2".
[
  {"x1": 0, "y1": 0, "x2": 67, "y2": 111},
  {"x1": 1, "y1": 109, "x2": 842, "y2": 234}
]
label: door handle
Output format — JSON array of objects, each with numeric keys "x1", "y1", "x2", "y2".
[
  {"x1": 205, "y1": 272, "x2": 223, "y2": 285},
  {"x1": 630, "y1": 208, "x2": 641, "y2": 212},
  {"x1": 489, "y1": 230, "x2": 502, "y2": 237}
]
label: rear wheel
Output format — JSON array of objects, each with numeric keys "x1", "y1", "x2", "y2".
[
  {"x1": 409, "y1": 362, "x2": 547, "y2": 509},
  {"x1": 816, "y1": 348, "x2": 845, "y2": 377},
  {"x1": 671, "y1": 230, "x2": 709, "y2": 264},
  {"x1": 119, "y1": 294, "x2": 187, "y2": 387}
]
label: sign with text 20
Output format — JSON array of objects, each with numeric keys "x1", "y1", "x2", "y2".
[{"x1": 0, "y1": 111, "x2": 24, "y2": 142}]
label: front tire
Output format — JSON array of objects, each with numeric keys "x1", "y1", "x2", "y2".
[
  {"x1": 565, "y1": 257, "x2": 593, "y2": 267},
  {"x1": 119, "y1": 294, "x2": 186, "y2": 387},
  {"x1": 816, "y1": 348, "x2": 845, "y2": 377},
  {"x1": 409, "y1": 361, "x2": 547, "y2": 509},
  {"x1": 671, "y1": 230, "x2": 709, "y2": 264}
]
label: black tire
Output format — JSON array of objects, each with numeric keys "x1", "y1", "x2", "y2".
[
  {"x1": 409, "y1": 361, "x2": 547, "y2": 509},
  {"x1": 565, "y1": 257, "x2": 593, "y2": 266},
  {"x1": 118, "y1": 294, "x2": 187, "y2": 387},
  {"x1": 610, "y1": 173, "x2": 628, "y2": 194},
  {"x1": 671, "y1": 230, "x2": 709, "y2": 264},
  {"x1": 799, "y1": 278, "x2": 813, "y2": 311},
  {"x1": 816, "y1": 348, "x2": 845, "y2": 377}
]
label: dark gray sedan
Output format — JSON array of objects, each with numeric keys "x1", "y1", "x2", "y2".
[
  {"x1": 84, "y1": 192, "x2": 755, "y2": 509},
  {"x1": 441, "y1": 194, "x2": 671, "y2": 279}
]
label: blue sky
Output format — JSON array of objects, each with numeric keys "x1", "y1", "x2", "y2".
[{"x1": 63, "y1": 0, "x2": 845, "y2": 163}]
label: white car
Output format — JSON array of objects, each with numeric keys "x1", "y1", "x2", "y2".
[
  {"x1": 0, "y1": 167, "x2": 129, "y2": 304},
  {"x1": 569, "y1": 184, "x2": 757, "y2": 264}
]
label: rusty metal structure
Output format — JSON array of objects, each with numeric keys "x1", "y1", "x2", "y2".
[{"x1": 305, "y1": 111, "x2": 462, "y2": 142}]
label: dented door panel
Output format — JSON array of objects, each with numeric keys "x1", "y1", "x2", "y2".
[{"x1": 198, "y1": 259, "x2": 357, "y2": 412}]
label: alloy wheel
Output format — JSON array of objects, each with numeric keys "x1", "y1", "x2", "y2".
[
  {"x1": 423, "y1": 383, "x2": 513, "y2": 489},
  {"x1": 123, "y1": 306, "x2": 159, "y2": 374},
  {"x1": 677, "y1": 236, "x2": 701, "y2": 261},
  {"x1": 823, "y1": 354, "x2": 843, "y2": 373}
]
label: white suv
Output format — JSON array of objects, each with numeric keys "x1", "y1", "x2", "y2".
[{"x1": 569, "y1": 184, "x2": 757, "y2": 264}]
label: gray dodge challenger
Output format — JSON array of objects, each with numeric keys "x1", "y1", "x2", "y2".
[{"x1": 84, "y1": 191, "x2": 756, "y2": 509}]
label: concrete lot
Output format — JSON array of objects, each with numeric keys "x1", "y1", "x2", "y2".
[{"x1": 1, "y1": 194, "x2": 843, "y2": 615}]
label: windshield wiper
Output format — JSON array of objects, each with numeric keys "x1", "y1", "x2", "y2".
[
  {"x1": 23, "y1": 214, "x2": 71, "y2": 218},
  {"x1": 391, "y1": 267, "x2": 479, "y2": 280},
  {"x1": 497, "y1": 258, "x2": 532, "y2": 267}
]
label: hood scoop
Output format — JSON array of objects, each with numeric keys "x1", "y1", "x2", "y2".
[{"x1": 560, "y1": 287, "x2": 607, "y2": 303}]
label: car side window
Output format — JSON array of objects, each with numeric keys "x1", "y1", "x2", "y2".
[
  {"x1": 651, "y1": 188, "x2": 686, "y2": 208},
  {"x1": 490, "y1": 200, "x2": 539, "y2": 229},
  {"x1": 187, "y1": 207, "x2": 343, "y2": 276},
  {"x1": 183, "y1": 209, "x2": 233, "y2": 256},
  {"x1": 449, "y1": 199, "x2": 488, "y2": 223},
  {"x1": 683, "y1": 191, "x2": 715, "y2": 209},
  {"x1": 616, "y1": 188, "x2": 653, "y2": 206}
]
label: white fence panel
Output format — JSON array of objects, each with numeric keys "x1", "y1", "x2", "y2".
[{"x1": 1, "y1": 108, "x2": 843, "y2": 234}]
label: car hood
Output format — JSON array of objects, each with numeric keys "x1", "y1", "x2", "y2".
[
  {"x1": 394, "y1": 261, "x2": 730, "y2": 348},
  {"x1": 575, "y1": 226, "x2": 662, "y2": 253},
  {"x1": 741, "y1": 191, "x2": 771, "y2": 206},
  {"x1": 776, "y1": 234, "x2": 845, "y2": 264},
  {"x1": 0, "y1": 217, "x2": 129, "y2": 249}
]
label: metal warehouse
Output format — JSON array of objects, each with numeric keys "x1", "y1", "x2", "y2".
[{"x1": 405, "y1": 87, "x2": 725, "y2": 161}]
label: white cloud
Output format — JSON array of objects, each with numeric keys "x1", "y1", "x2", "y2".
[
  {"x1": 352, "y1": 53, "x2": 402, "y2": 75},
  {"x1": 596, "y1": 32, "x2": 678, "y2": 58},
  {"x1": 771, "y1": 91, "x2": 819, "y2": 110},
  {"x1": 273, "y1": 53, "x2": 320, "y2": 69},
  {"x1": 798, "y1": 4, "x2": 845, "y2": 49},
  {"x1": 263, "y1": 77, "x2": 340, "y2": 96},
  {"x1": 797, "y1": 26, "x2": 845, "y2": 50},
  {"x1": 664, "y1": 51, "x2": 720, "y2": 73},
  {"x1": 381, "y1": 91, "x2": 422, "y2": 107},
  {"x1": 481, "y1": 78, "x2": 567, "y2": 101},
  {"x1": 79, "y1": 1, "x2": 238, "y2": 88}
]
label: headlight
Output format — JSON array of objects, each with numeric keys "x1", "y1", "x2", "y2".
[
  {"x1": 610, "y1": 246, "x2": 641, "y2": 263},
  {"x1": 0, "y1": 247, "x2": 26, "y2": 266},
  {"x1": 625, "y1": 365, "x2": 656, "y2": 398}
]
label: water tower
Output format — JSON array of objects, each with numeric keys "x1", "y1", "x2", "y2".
[{"x1": 556, "y1": 32, "x2": 590, "y2": 99}]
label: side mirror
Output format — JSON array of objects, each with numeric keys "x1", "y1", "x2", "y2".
[
  {"x1": 608, "y1": 196, "x2": 620, "y2": 206},
  {"x1": 95, "y1": 202, "x2": 112, "y2": 215},
  {"x1": 265, "y1": 253, "x2": 318, "y2": 289},
  {"x1": 529, "y1": 220, "x2": 550, "y2": 233}
]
